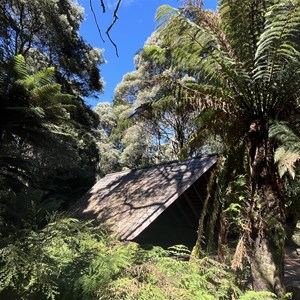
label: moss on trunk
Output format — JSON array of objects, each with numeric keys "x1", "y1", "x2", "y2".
[{"x1": 247, "y1": 119, "x2": 286, "y2": 297}]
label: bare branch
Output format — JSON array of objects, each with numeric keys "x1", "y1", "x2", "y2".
[
  {"x1": 89, "y1": 0, "x2": 105, "y2": 43},
  {"x1": 100, "y1": 0, "x2": 106, "y2": 13},
  {"x1": 88, "y1": 0, "x2": 121, "y2": 56},
  {"x1": 106, "y1": 0, "x2": 122, "y2": 57}
]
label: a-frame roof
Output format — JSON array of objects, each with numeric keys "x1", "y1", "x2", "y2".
[{"x1": 72, "y1": 155, "x2": 217, "y2": 240}]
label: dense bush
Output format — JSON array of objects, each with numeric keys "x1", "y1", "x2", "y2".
[{"x1": 0, "y1": 218, "x2": 280, "y2": 299}]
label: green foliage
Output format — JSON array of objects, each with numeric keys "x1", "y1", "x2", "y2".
[
  {"x1": 269, "y1": 122, "x2": 300, "y2": 178},
  {"x1": 0, "y1": 218, "x2": 280, "y2": 300},
  {"x1": 89, "y1": 243, "x2": 242, "y2": 300},
  {"x1": 0, "y1": 0, "x2": 104, "y2": 97},
  {"x1": 155, "y1": 5, "x2": 178, "y2": 29},
  {"x1": 0, "y1": 218, "x2": 109, "y2": 299},
  {"x1": 119, "y1": 124, "x2": 153, "y2": 169},
  {"x1": 223, "y1": 174, "x2": 250, "y2": 231},
  {"x1": 94, "y1": 101, "x2": 168, "y2": 173},
  {"x1": 152, "y1": 0, "x2": 300, "y2": 294},
  {"x1": 94, "y1": 102, "x2": 124, "y2": 174},
  {"x1": 239, "y1": 290, "x2": 277, "y2": 299},
  {"x1": 0, "y1": 55, "x2": 99, "y2": 234},
  {"x1": 113, "y1": 29, "x2": 211, "y2": 161}
]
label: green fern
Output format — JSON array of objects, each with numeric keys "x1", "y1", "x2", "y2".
[
  {"x1": 1, "y1": 217, "x2": 287, "y2": 299},
  {"x1": 13, "y1": 54, "x2": 28, "y2": 80},
  {"x1": 239, "y1": 290, "x2": 277, "y2": 299},
  {"x1": 269, "y1": 122, "x2": 300, "y2": 178},
  {"x1": 254, "y1": 2, "x2": 300, "y2": 82},
  {"x1": 155, "y1": 4, "x2": 178, "y2": 29}
]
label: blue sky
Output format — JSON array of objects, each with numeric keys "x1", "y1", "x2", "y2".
[{"x1": 78, "y1": 0, "x2": 217, "y2": 107}]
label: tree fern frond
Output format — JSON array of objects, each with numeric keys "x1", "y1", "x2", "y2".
[
  {"x1": 17, "y1": 67, "x2": 55, "y2": 91},
  {"x1": 155, "y1": 4, "x2": 179, "y2": 29},
  {"x1": 156, "y1": 7, "x2": 258, "y2": 115},
  {"x1": 151, "y1": 95, "x2": 176, "y2": 112},
  {"x1": 269, "y1": 122, "x2": 300, "y2": 178},
  {"x1": 30, "y1": 84, "x2": 62, "y2": 104},
  {"x1": 274, "y1": 147, "x2": 300, "y2": 178},
  {"x1": 49, "y1": 93, "x2": 75, "y2": 104},
  {"x1": 42, "y1": 124, "x2": 73, "y2": 136},
  {"x1": 32, "y1": 67, "x2": 55, "y2": 86},
  {"x1": 142, "y1": 46, "x2": 169, "y2": 67},
  {"x1": 254, "y1": 1, "x2": 300, "y2": 84},
  {"x1": 180, "y1": 83, "x2": 236, "y2": 113},
  {"x1": 219, "y1": 0, "x2": 267, "y2": 65},
  {"x1": 270, "y1": 122, "x2": 300, "y2": 150},
  {"x1": 13, "y1": 55, "x2": 28, "y2": 80}
]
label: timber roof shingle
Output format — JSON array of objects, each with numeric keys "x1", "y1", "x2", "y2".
[{"x1": 72, "y1": 155, "x2": 217, "y2": 240}]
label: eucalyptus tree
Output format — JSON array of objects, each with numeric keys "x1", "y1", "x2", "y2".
[
  {"x1": 0, "y1": 0, "x2": 104, "y2": 97},
  {"x1": 114, "y1": 32, "x2": 207, "y2": 160},
  {"x1": 94, "y1": 102, "x2": 124, "y2": 175},
  {"x1": 94, "y1": 101, "x2": 160, "y2": 173},
  {"x1": 151, "y1": 0, "x2": 300, "y2": 296}
]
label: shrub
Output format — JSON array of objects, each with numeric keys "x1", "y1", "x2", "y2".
[{"x1": 0, "y1": 218, "x2": 280, "y2": 299}]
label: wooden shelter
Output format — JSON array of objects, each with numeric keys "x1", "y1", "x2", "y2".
[{"x1": 72, "y1": 156, "x2": 217, "y2": 248}]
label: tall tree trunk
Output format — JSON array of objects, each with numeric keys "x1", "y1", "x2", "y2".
[{"x1": 247, "y1": 119, "x2": 286, "y2": 297}]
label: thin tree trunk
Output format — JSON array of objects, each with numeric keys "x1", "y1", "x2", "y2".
[
  {"x1": 247, "y1": 119, "x2": 286, "y2": 297},
  {"x1": 192, "y1": 163, "x2": 218, "y2": 258},
  {"x1": 217, "y1": 215, "x2": 228, "y2": 262}
]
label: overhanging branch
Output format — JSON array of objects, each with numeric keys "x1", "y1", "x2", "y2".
[{"x1": 89, "y1": 0, "x2": 122, "y2": 57}]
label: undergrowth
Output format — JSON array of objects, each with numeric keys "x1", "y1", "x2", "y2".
[{"x1": 0, "y1": 218, "x2": 285, "y2": 299}]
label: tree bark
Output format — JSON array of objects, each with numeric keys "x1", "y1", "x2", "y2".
[
  {"x1": 247, "y1": 119, "x2": 286, "y2": 297},
  {"x1": 217, "y1": 215, "x2": 228, "y2": 262},
  {"x1": 192, "y1": 163, "x2": 218, "y2": 258}
]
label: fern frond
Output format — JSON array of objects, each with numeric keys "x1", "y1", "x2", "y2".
[
  {"x1": 254, "y1": 1, "x2": 300, "y2": 86},
  {"x1": 156, "y1": 6, "x2": 258, "y2": 115},
  {"x1": 180, "y1": 83, "x2": 237, "y2": 113},
  {"x1": 32, "y1": 67, "x2": 55, "y2": 86},
  {"x1": 142, "y1": 45, "x2": 168, "y2": 66},
  {"x1": 17, "y1": 67, "x2": 55, "y2": 91},
  {"x1": 30, "y1": 84, "x2": 61, "y2": 103},
  {"x1": 274, "y1": 147, "x2": 300, "y2": 178},
  {"x1": 269, "y1": 122, "x2": 300, "y2": 178},
  {"x1": 219, "y1": 0, "x2": 266, "y2": 65},
  {"x1": 155, "y1": 4, "x2": 178, "y2": 29},
  {"x1": 13, "y1": 54, "x2": 28, "y2": 80},
  {"x1": 239, "y1": 290, "x2": 277, "y2": 300}
]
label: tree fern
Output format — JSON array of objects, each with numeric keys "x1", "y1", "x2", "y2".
[{"x1": 152, "y1": 0, "x2": 300, "y2": 295}]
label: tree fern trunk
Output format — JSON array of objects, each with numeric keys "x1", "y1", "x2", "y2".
[{"x1": 247, "y1": 119, "x2": 286, "y2": 297}]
